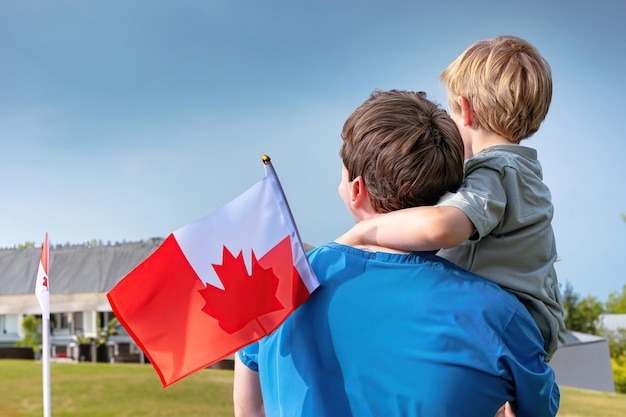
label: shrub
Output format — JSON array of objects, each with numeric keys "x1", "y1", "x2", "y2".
[{"x1": 612, "y1": 357, "x2": 626, "y2": 393}]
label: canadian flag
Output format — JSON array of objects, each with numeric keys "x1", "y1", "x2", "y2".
[
  {"x1": 35, "y1": 232, "x2": 50, "y2": 320},
  {"x1": 107, "y1": 156, "x2": 319, "y2": 387}
]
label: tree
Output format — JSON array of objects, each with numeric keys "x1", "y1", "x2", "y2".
[
  {"x1": 602, "y1": 284, "x2": 626, "y2": 377},
  {"x1": 16, "y1": 241, "x2": 35, "y2": 250},
  {"x1": 562, "y1": 281, "x2": 579, "y2": 328},
  {"x1": 606, "y1": 284, "x2": 626, "y2": 313},
  {"x1": 574, "y1": 296, "x2": 605, "y2": 334},
  {"x1": 562, "y1": 282, "x2": 604, "y2": 334},
  {"x1": 603, "y1": 328, "x2": 626, "y2": 358}
]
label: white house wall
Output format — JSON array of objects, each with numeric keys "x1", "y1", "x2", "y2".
[{"x1": 0, "y1": 293, "x2": 112, "y2": 315}]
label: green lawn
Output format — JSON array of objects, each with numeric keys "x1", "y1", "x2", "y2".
[
  {"x1": 0, "y1": 360, "x2": 233, "y2": 417},
  {"x1": 557, "y1": 386, "x2": 626, "y2": 417},
  {"x1": 1, "y1": 359, "x2": 625, "y2": 416}
]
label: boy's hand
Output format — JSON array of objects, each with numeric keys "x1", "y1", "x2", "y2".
[{"x1": 494, "y1": 402, "x2": 516, "y2": 417}]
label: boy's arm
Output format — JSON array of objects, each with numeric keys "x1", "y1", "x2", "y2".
[{"x1": 336, "y1": 205, "x2": 475, "y2": 252}]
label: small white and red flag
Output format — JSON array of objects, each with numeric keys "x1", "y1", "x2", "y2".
[
  {"x1": 35, "y1": 232, "x2": 50, "y2": 320},
  {"x1": 107, "y1": 156, "x2": 319, "y2": 387}
]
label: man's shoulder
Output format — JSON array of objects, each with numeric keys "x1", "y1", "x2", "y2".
[
  {"x1": 306, "y1": 242, "x2": 345, "y2": 260},
  {"x1": 436, "y1": 258, "x2": 528, "y2": 310}
]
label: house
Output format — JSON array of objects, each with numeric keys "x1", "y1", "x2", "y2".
[
  {"x1": 0, "y1": 239, "x2": 162, "y2": 361},
  {"x1": 1, "y1": 239, "x2": 618, "y2": 390},
  {"x1": 600, "y1": 313, "x2": 626, "y2": 333},
  {"x1": 1, "y1": 238, "x2": 316, "y2": 365},
  {"x1": 549, "y1": 331, "x2": 615, "y2": 393}
]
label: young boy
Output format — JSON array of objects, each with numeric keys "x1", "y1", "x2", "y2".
[
  {"x1": 337, "y1": 35, "x2": 566, "y2": 358},
  {"x1": 234, "y1": 90, "x2": 559, "y2": 417}
]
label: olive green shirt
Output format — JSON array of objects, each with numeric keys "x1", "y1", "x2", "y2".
[{"x1": 438, "y1": 145, "x2": 566, "y2": 357}]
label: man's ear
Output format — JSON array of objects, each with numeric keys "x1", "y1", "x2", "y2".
[
  {"x1": 458, "y1": 96, "x2": 474, "y2": 127},
  {"x1": 350, "y1": 175, "x2": 370, "y2": 209}
]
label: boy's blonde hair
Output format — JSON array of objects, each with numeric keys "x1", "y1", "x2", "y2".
[{"x1": 441, "y1": 35, "x2": 552, "y2": 143}]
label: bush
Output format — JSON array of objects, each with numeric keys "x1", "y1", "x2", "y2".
[
  {"x1": 15, "y1": 315, "x2": 41, "y2": 352},
  {"x1": 603, "y1": 328, "x2": 626, "y2": 359},
  {"x1": 612, "y1": 357, "x2": 626, "y2": 393}
]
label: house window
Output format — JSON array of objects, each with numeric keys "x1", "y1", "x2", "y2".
[
  {"x1": 51, "y1": 313, "x2": 71, "y2": 335},
  {"x1": 75, "y1": 311, "x2": 96, "y2": 338},
  {"x1": 0, "y1": 315, "x2": 19, "y2": 336}
]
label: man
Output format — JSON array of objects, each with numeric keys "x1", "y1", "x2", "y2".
[{"x1": 233, "y1": 90, "x2": 559, "y2": 417}]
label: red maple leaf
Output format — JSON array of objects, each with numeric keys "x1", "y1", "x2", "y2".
[{"x1": 198, "y1": 246, "x2": 284, "y2": 334}]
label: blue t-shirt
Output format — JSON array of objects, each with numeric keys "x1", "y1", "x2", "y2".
[{"x1": 240, "y1": 243, "x2": 559, "y2": 417}]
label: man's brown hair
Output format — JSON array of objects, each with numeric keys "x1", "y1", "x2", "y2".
[{"x1": 340, "y1": 90, "x2": 464, "y2": 213}]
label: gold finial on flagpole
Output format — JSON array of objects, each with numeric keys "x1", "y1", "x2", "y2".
[{"x1": 262, "y1": 154, "x2": 271, "y2": 165}]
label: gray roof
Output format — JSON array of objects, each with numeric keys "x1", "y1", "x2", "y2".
[
  {"x1": 0, "y1": 238, "x2": 315, "y2": 315},
  {"x1": 0, "y1": 239, "x2": 162, "y2": 296}
]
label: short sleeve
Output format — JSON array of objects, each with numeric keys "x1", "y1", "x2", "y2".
[
  {"x1": 238, "y1": 342, "x2": 260, "y2": 372},
  {"x1": 438, "y1": 167, "x2": 506, "y2": 238}
]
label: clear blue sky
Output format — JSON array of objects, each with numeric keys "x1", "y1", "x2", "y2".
[{"x1": 1, "y1": 0, "x2": 625, "y2": 301}]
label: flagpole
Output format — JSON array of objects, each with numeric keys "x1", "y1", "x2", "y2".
[
  {"x1": 261, "y1": 155, "x2": 317, "y2": 293},
  {"x1": 42, "y1": 315, "x2": 51, "y2": 417},
  {"x1": 35, "y1": 232, "x2": 51, "y2": 417},
  {"x1": 261, "y1": 154, "x2": 305, "y2": 246}
]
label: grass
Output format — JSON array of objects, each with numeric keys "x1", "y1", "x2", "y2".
[
  {"x1": 0, "y1": 360, "x2": 233, "y2": 417},
  {"x1": 1, "y1": 359, "x2": 625, "y2": 416},
  {"x1": 557, "y1": 387, "x2": 626, "y2": 417}
]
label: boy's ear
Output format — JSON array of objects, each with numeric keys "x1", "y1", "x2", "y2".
[{"x1": 458, "y1": 96, "x2": 474, "y2": 127}]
